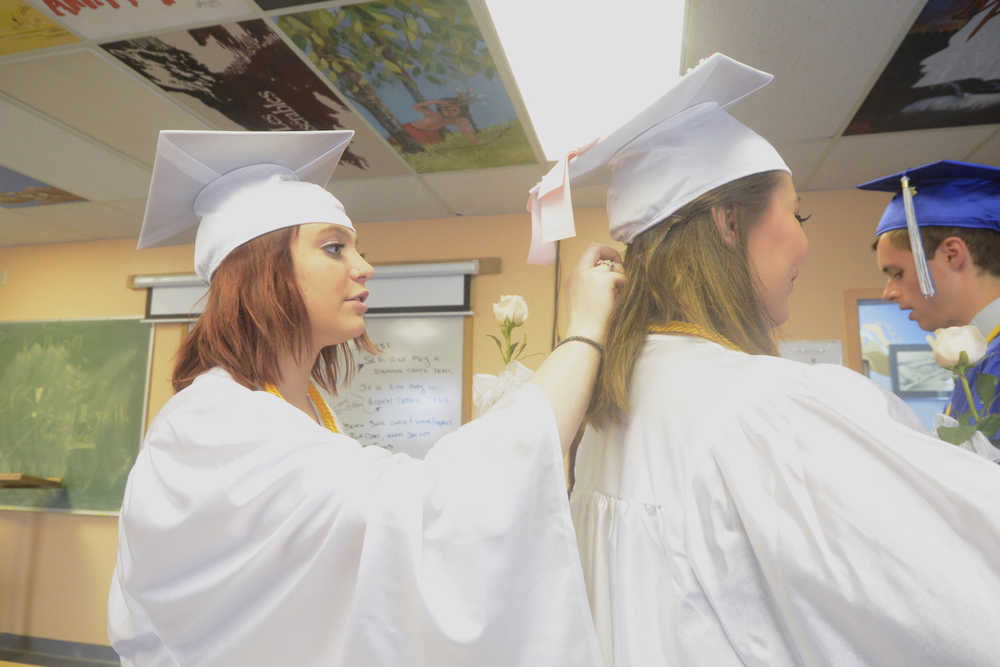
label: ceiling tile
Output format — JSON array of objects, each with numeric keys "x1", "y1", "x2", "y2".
[
  {"x1": 0, "y1": 96, "x2": 151, "y2": 200},
  {"x1": 421, "y1": 164, "x2": 546, "y2": 217},
  {"x1": 14, "y1": 200, "x2": 140, "y2": 239},
  {"x1": 773, "y1": 139, "x2": 833, "y2": 191},
  {"x1": 0, "y1": 1, "x2": 80, "y2": 57},
  {"x1": 0, "y1": 49, "x2": 212, "y2": 165},
  {"x1": 23, "y1": 0, "x2": 258, "y2": 41},
  {"x1": 329, "y1": 175, "x2": 451, "y2": 223},
  {"x1": 106, "y1": 198, "x2": 148, "y2": 219},
  {"x1": 968, "y1": 128, "x2": 1000, "y2": 165},
  {"x1": 808, "y1": 125, "x2": 998, "y2": 190},
  {"x1": 0, "y1": 202, "x2": 105, "y2": 245},
  {"x1": 684, "y1": 0, "x2": 926, "y2": 142}
]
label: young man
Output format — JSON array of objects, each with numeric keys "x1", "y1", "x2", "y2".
[{"x1": 860, "y1": 160, "x2": 1000, "y2": 421}]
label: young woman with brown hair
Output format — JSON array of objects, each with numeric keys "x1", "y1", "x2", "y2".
[
  {"x1": 108, "y1": 130, "x2": 622, "y2": 666},
  {"x1": 530, "y1": 55, "x2": 1000, "y2": 666}
]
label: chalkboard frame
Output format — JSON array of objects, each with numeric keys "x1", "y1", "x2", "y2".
[{"x1": 0, "y1": 317, "x2": 153, "y2": 516}]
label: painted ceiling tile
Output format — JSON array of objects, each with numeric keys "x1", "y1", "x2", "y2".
[
  {"x1": 0, "y1": 164, "x2": 85, "y2": 207},
  {"x1": 0, "y1": 0, "x2": 78, "y2": 55},
  {"x1": 273, "y1": 0, "x2": 537, "y2": 173},
  {"x1": 847, "y1": 0, "x2": 1000, "y2": 135},
  {"x1": 24, "y1": 0, "x2": 254, "y2": 42},
  {"x1": 101, "y1": 19, "x2": 409, "y2": 179}
]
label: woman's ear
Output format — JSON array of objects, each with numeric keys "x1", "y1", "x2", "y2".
[{"x1": 711, "y1": 205, "x2": 738, "y2": 247}]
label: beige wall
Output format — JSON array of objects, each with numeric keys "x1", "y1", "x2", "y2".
[{"x1": 0, "y1": 186, "x2": 893, "y2": 645}]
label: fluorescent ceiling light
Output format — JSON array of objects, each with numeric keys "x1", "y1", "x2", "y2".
[{"x1": 483, "y1": 0, "x2": 686, "y2": 161}]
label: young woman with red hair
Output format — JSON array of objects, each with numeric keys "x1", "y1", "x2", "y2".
[{"x1": 108, "y1": 130, "x2": 621, "y2": 666}]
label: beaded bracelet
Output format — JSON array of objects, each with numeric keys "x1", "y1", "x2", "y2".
[{"x1": 556, "y1": 335, "x2": 604, "y2": 356}]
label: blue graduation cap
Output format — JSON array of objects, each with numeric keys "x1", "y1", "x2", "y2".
[{"x1": 858, "y1": 160, "x2": 1000, "y2": 299}]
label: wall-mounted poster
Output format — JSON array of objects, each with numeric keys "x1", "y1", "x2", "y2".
[
  {"x1": 0, "y1": 0, "x2": 78, "y2": 55},
  {"x1": 24, "y1": 0, "x2": 251, "y2": 41},
  {"x1": 846, "y1": 0, "x2": 1000, "y2": 135},
  {"x1": 274, "y1": 0, "x2": 537, "y2": 173},
  {"x1": 102, "y1": 20, "x2": 408, "y2": 179},
  {"x1": 0, "y1": 165, "x2": 84, "y2": 207}
]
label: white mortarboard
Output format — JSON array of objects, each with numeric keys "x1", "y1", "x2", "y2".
[
  {"x1": 526, "y1": 53, "x2": 789, "y2": 264},
  {"x1": 138, "y1": 130, "x2": 356, "y2": 281}
]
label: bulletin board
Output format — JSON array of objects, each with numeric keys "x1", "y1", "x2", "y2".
[{"x1": 0, "y1": 318, "x2": 152, "y2": 513}]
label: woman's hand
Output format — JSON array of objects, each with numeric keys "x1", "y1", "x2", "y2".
[{"x1": 563, "y1": 244, "x2": 624, "y2": 344}]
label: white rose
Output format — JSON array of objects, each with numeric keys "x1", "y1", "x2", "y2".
[
  {"x1": 492, "y1": 295, "x2": 528, "y2": 326},
  {"x1": 926, "y1": 325, "x2": 987, "y2": 368}
]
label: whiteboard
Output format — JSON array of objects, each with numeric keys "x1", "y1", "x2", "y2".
[{"x1": 323, "y1": 315, "x2": 465, "y2": 458}]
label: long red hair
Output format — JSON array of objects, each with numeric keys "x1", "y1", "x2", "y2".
[{"x1": 172, "y1": 226, "x2": 377, "y2": 393}]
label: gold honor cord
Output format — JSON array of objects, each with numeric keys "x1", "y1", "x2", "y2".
[
  {"x1": 649, "y1": 321, "x2": 742, "y2": 352},
  {"x1": 989, "y1": 323, "x2": 1000, "y2": 346},
  {"x1": 265, "y1": 383, "x2": 340, "y2": 434}
]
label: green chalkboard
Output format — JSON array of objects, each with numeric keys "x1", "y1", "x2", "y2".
[{"x1": 0, "y1": 319, "x2": 152, "y2": 513}]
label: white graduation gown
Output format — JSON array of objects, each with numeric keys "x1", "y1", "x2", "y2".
[
  {"x1": 571, "y1": 335, "x2": 1000, "y2": 666},
  {"x1": 109, "y1": 367, "x2": 601, "y2": 666}
]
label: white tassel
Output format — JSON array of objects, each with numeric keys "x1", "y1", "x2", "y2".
[{"x1": 901, "y1": 175, "x2": 936, "y2": 298}]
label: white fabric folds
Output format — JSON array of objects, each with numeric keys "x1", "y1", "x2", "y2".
[
  {"x1": 109, "y1": 368, "x2": 601, "y2": 666},
  {"x1": 572, "y1": 335, "x2": 1000, "y2": 666}
]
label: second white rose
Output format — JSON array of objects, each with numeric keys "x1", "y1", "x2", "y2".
[{"x1": 926, "y1": 325, "x2": 988, "y2": 369}]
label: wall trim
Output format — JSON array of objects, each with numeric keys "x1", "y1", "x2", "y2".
[{"x1": 0, "y1": 633, "x2": 117, "y2": 666}]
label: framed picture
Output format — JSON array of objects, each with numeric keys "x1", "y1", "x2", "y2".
[{"x1": 889, "y1": 343, "x2": 955, "y2": 398}]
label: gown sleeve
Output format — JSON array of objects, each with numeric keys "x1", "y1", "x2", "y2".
[
  {"x1": 109, "y1": 377, "x2": 601, "y2": 667},
  {"x1": 695, "y1": 365, "x2": 1000, "y2": 665}
]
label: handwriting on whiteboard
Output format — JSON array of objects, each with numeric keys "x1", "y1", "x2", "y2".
[{"x1": 325, "y1": 317, "x2": 464, "y2": 458}]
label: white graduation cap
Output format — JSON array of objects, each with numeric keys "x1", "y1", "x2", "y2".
[
  {"x1": 138, "y1": 130, "x2": 356, "y2": 281},
  {"x1": 526, "y1": 53, "x2": 789, "y2": 263}
]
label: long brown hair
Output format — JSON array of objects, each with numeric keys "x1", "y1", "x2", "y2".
[
  {"x1": 173, "y1": 226, "x2": 377, "y2": 394},
  {"x1": 589, "y1": 170, "x2": 786, "y2": 428}
]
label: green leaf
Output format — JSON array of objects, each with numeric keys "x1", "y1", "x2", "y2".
[
  {"x1": 976, "y1": 372, "x2": 999, "y2": 409},
  {"x1": 958, "y1": 412, "x2": 974, "y2": 426},
  {"x1": 977, "y1": 414, "x2": 1000, "y2": 439},
  {"x1": 958, "y1": 350, "x2": 970, "y2": 367},
  {"x1": 507, "y1": 341, "x2": 518, "y2": 359},
  {"x1": 291, "y1": 34, "x2": 309, "y2": 52},
  {"x1": 311, "y1": 10, "x2": 335, "y2": 31},
  {"x1": 937, "y1": 423, "x2": 979, "y2": 445},
  {"x1": 487, "y1": 334, "x2": 504, "y2": 358}
]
